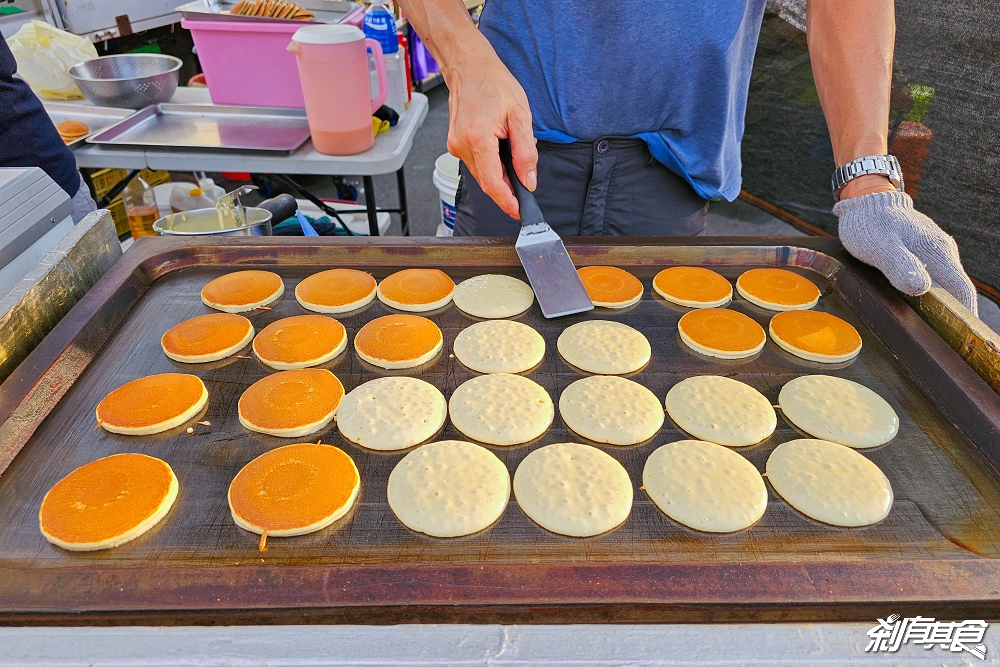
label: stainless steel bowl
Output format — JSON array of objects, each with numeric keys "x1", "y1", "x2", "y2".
[
  {"x1": 153, "y1": 206, "x2": 273, "y2": 237},
  {"x1": 68, "y1": 55, "x2": 182, "y2": 109}
]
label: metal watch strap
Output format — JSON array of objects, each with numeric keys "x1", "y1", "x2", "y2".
[{"x1": 831, "y1": 154, "x2": 904, "y2": 201}]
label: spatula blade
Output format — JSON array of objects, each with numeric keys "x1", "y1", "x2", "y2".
[
  {"x1": 516, "y1": 222, "x2": 593, "y2": 319},
  {"x1": 496, "y1": 139, "x2": 592, "y2": 318}
]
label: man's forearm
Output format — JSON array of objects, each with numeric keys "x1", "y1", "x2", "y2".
[
  {"x1": 395, "y1": 0, "x2": 487, "y2": 79},
  {"x1": 396, "y1": 0, "x2": 538, "y2": 211},
  {"x1": 808, "y1": 0, "x2": 896, "y2": 198}
]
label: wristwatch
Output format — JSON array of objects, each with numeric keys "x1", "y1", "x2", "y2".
[{"x1": 831, "y1": 155, "x2": 904, "y2": 201}]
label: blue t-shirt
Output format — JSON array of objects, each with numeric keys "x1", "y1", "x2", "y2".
[{"x1": 479, "y1": 0, "x2": 767, "y2": 201}]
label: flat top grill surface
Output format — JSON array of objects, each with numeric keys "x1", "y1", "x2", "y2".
[{"x1": 2, "y1": 259, "x2": 999, "y2": 570}]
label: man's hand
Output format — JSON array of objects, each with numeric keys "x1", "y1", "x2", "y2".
[
  {"x1": 834, "y1": 188, "x2": 979, "y2": 316},
  {"x1": 445, "y1": 47, "x2": 537, "y2": 219},
  {"x1": 394, "y1": 0, "x2": 536, "y2": 219}
]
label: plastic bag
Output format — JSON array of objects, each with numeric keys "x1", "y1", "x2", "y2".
[{"x1": 6, "y1": 21, "x2": 99, "y2": 100}]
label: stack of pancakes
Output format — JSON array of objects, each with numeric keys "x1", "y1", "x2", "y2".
[{"x1": 56, "y1": 120, "x2": 89, "y2": 144}]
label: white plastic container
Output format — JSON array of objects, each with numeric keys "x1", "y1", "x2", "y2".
[
  {"x1": 169, "y1": 184, "x2": 215, "y2": 213},
  {"x1": 433, "y1": 152, "x2": 460, "y2": 237},
  {"x1": 363, "y1": 0, "x2": 405, "y2": 119},
  {"x1": 198, "y1": 177, "x2": 226, "y2": 203}
]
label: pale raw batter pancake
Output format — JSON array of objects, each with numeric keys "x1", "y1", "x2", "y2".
[
  {"x1": 557, "y1": 320, "x2": 650, "y2": 375},
  {"x1": 201, "y1": 270, "x2": 284, "y2": 313},
  {"x1": 252, "y1": 314, "x2": 347, "y2": 370},
  {"x1": 642, "y1": 440, "x2": 767, "y2": 532},
  {"x1": 387, "y1": 440, "x2": 510, "y2": 537},
  {"x1": 39, "y1": 453, "x2": 178, "y2": 551},
  {"x1": 453, "y1": 320, "x2": 545, "y2": 374},
  {"x1": 665, "y1": 376, "x2": 776, "y2": 447},
  {"x1": 778, "y1": 375, "x2": 898, "y2": 448},
  {"x1": 452, "y1": 274, "x2": 534, "y2": 319},
  {"x1": 559, "y1": 375, "x2": 664, "y2": 445},
  {"x1": 336, "y1": 377, "x2": 447, "y2": 451},
  {"x1": 766, "y1": 438, "x2": 893, "y2": 527},
  {"x1": 449, "y1": 373, "x2": 553, "y2": 446},
  {"x1": 160, "y1": 313, "x2": 254, "y2": 363},
  {"x1": 513, "y1": 443, "x2": 632, "y2": 537}
]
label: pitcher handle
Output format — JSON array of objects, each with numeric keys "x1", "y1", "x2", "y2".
[{"x1": 365, "y1": 38, "x2": 389, "y2": 114}]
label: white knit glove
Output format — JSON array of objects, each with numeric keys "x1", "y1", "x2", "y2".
[{"x1": 834, "y1": 191, "x2": 978, "y2": 317}]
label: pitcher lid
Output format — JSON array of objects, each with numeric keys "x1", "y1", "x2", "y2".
[{"x1": 291, "y1": 24, "x2": 364, "y2": 45}]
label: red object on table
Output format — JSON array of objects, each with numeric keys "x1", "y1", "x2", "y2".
[{"x1": 399, "y1": 33, "x2": 412, "y2": 102}]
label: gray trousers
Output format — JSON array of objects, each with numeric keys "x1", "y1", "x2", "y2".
[
  {"x1": 72, "y1": 171, "x2": 98, "y2": 224},
  {"x1": 454, "y1": 137, "x2": 708, "y2": 236}
]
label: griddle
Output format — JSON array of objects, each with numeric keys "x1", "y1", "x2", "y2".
[{"x1": 0, "y1": 236, "x2": 998, "y2": 624}]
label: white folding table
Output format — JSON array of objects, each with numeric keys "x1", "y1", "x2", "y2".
[{"x1": 54, "y1": 87, "x2": 429, "y2": 235}]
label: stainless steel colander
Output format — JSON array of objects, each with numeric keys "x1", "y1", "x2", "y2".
[{"x1": 68, "y1": 54, "x2": 182, "y2": 109}]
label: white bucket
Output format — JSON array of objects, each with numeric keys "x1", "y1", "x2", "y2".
[{"x1": 433, "y1": 152, "x2": 460, "y2": 237}]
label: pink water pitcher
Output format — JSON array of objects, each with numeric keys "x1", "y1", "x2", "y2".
[{"x1": 289, "y1": 25, "x2": 388, "y2": 155}]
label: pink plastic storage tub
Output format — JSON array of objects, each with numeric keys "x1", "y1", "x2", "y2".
[{"x1": 183, "y1": 19, "x2": 307, "y2": 108}]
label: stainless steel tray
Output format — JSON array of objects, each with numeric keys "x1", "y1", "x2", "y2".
[
  {"x1": 87, "y1": 104, "x2": 312, "y2": 153},
  {"x1": 175, "y1": 0, "x2": 363, "y2": 25},
  {"x1": 42, "y1": 103, "x2": 134, "y2": 149}
]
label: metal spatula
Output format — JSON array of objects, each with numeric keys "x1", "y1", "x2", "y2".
[{"x1": 499, "y1": 140, "x2": 593, "y2": 318}]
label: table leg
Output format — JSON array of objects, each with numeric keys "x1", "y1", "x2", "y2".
[
  {"x1": 396, "y1": 168, "x2": 410, "y2": 236},
  {"x1": 362, "y1": 175, "x2": 379, "y2": 236}
]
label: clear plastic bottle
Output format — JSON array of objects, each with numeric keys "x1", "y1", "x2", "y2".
[
  {"x1": 122, "y1": 176, "x2": 159, "y2": 239},
  {"x1": 383, "y1": 45, "x2": 409, "y2": 119},
  {"x1": 365, "y1": 0, "x2": 408, "y2": 118}
]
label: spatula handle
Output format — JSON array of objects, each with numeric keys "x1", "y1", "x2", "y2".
[{"x1": 499, "y1": 139, "x2": 545, "y2": 227}]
